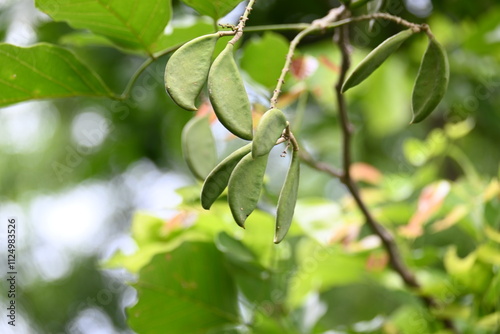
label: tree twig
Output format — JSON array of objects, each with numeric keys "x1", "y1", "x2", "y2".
[
  {"x1": 228, "y1": 0, "x2": 257, "y2": 45},
  {"x1": 332, "y1": 7, "x2": 458, "y2": 334},
  {"x1": 270, "y1": 6, "x2": 346, "y2": 109},
  {"x1": 298, "y1": 149, "x2": 343, "y2": 178}
]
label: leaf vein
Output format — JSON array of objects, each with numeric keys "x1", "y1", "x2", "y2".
[{"x1": 0, "y1": 48, "x2": 76, "y2": 93}]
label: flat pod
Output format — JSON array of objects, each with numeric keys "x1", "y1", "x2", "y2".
[
  {"x1": 252, "y1": 108, "x2": 287, "y2": 158},
  {"x1": 181, "y1": 115, "x2": 217, "y2": 180},
  {"x1": 342, "y1": 29, "x2": 414, "y2": 93},
  {"x1": 165, "y1": 33, "x2": 219, "y2": 111},
  {"x1": 411, "y1": 38, "x2": 449, "y2": 123},
  {"x1": 208, "y1": 43, "x2": 253, "y2": 140},
  {"x1": 201, "y1": 143, "x2": 252, "y2": 210},
  {"x1": 275, "y1": 150, "x2": 300, "y2": 244},
  {"x1": 228, "y1": 152, "x2": 268, "y2": 228}
]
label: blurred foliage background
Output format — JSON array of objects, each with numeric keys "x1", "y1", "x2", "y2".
[{"x1": 0, "y1": 0, "x2": 499, "y2": 333}]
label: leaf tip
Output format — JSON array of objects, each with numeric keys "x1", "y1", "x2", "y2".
[
  {"x1": 341, "y1": 82, "x2": 350, "y2": 94},
  {"x1": 200, "y1": 199, "x2": 211, "y2": 210}
]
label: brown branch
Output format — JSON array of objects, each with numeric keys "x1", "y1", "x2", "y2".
[
  {"x1": 228, "y1": 0, "x2": 257, "y2": 45},
  {"x1": 331, "y1": 8, "x2": 458, "y2": 334}
]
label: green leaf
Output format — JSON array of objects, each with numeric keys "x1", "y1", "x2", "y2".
[
  {"x1": 318, "y1": 283, "x2": 409, "y2": 328},
  {"x1": 201, "y1": 144, "x2": 252, "y2": 210},
  {"x1": 182, "y1": 115, "x2": 217, "y2": 180},
  {"x1": 215, "y1": 231, "x2": 257, "y2": 263},
  {"x1": 342, "y1": 29, "x2": 414, "y2": 93},
  {"x1": 165, "y1": 33, "x2": 220, "y2": 111},
  {"x1": 275, "y1": 150, "x2": 300, "y2": 244},
  {"x1": 59, "y1": 32, "x2": 118, "y2": 49},
  {"x1": 443, "y1": 245, "x2": 477, "y2": 275},
  {"x1": 411, "y1": 38, "x2": 450, "y2": 123},
  {"x1": 128, "y1": 242, "x2": 239, "y2": 334},
  {"x1": 240, "y1": 32, "x2": 290, "y2": 88},
  {"x1": 477, "y1": 244, "x2": 500, "y2": 265},
  {"x1": 477, "y1": 312, "x2": 500, "y2": 331},
  {"x1": 287, "y1": 240, "x2": 367, "y2": 308},
  {"x1": 180, "y1": 0, "x2": 242, "y2": 20},
  {"x1": 35, "y1": 0, "x2": 172, "y2": 54},
  {"x1": 252, "y1": 108, "x2": 287, "y2": 158},
  {"x1": 0, "y1": 43, "x2": 114, "y2": 107},
  {"x1": 215, "y1": 232, "x2": 275, "y2": 305},
  {"x1": 485, "y1": 225, "x2": 500, "y2": 243},
  {"x1": 105, "y1": 212, "x2": 182, "y2": 273},
  {"x1": 388, "y1": 305, "x2": 432, "y2": 334},
  {"x1": 208, "y1": 43, "x2": 253, "y2": 140},
  {"x1": 228, "y1": 152, "x2": 268, "y2": 228}
]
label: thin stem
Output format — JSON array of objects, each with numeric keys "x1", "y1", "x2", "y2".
[
  {"x1": 116, "y1": 56, "x2": 155, "y2": 100},
  {"x1": 117, "y1": 10, "x2": 434, "y2": 102},
  {"x1": 229, "y1": 0, "x2": 257, "y2": 45},
  {"x1": 335, "y1": 13, "x2": 434, "y2": 37},
  {"x1": 117, "y1": 1, "x2": 260, "y2": 100},
  {"x1": 284, "y1": 122, "x2": 299, "y2": 152},
  {"x1": 270, "y1": 28, "x2": 311, "y2": 108},
  {"x1": 298, "y1": 149, "x2": 343, "y2": 178},
  {"x1": 270, "y1": 6, "x2": 346, "y2": 108},
  {"x1": 333, "y1": 9, "x2": 458, "y2": 334},
  {"x1": 237, "y1": 13, "x2": 429, "y2": 34},
  {"x1": 335, "y1": 18, "x2": 353, "y2": 180},
  {"x1": 244, "y1": 23, "x2": 310, "y2": 32},
  {"x1": 336, "y1": 6, "x2": 422, "y2": 290},
  {"x1": 447, "y1": 146, "x2": 481, "y2": 185}
]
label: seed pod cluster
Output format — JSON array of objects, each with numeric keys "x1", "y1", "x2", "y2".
[
  {"x1": 165, "y1": 35, "x2": 253, "y2": 140},
  {"x1": 167, "y1": 35, "x2": 300, "y2": 243}
]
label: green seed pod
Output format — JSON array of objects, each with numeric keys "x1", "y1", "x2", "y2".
[
  {"x1": 342, "y1": 29, "x2": 414, "y2": 93},
  {"x1": 228, "y1": 152, "x2": 268, "y2": 228},
  {"x1": 208, "y1": 43, "x2": 253, "y2": 140},
  {"x1": 165, "y1": 33, "x2": 219, "y2": 111},
  {"x1": 181, "y1": 115, "x2": 217, "y2": 180},
  {"x1": 411, "y1": 38, "x2": 449, "y2": 123},
  {"x1": 275, "y1": 150, "x2": 300, "y2": 244},
  {"x1": 201, "y1": 143, "x2": 252, "y2": 210},
  {"x1": 252, "y1": 108, "x2": 287, "y2": 158}
]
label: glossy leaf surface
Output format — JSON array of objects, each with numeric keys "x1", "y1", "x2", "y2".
[
  {"x1": 128, "y1": 242, "x2": 239, "y2": 334},
  {"x1": 0, "y1": 43, "x2": 114, "y2": 107},
  {"x1": 180, "y1": 0, "x2": 242, "y2": 20},
  {"x1": 36, "y1": 0, "x2": 172, "y2": 54}
]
